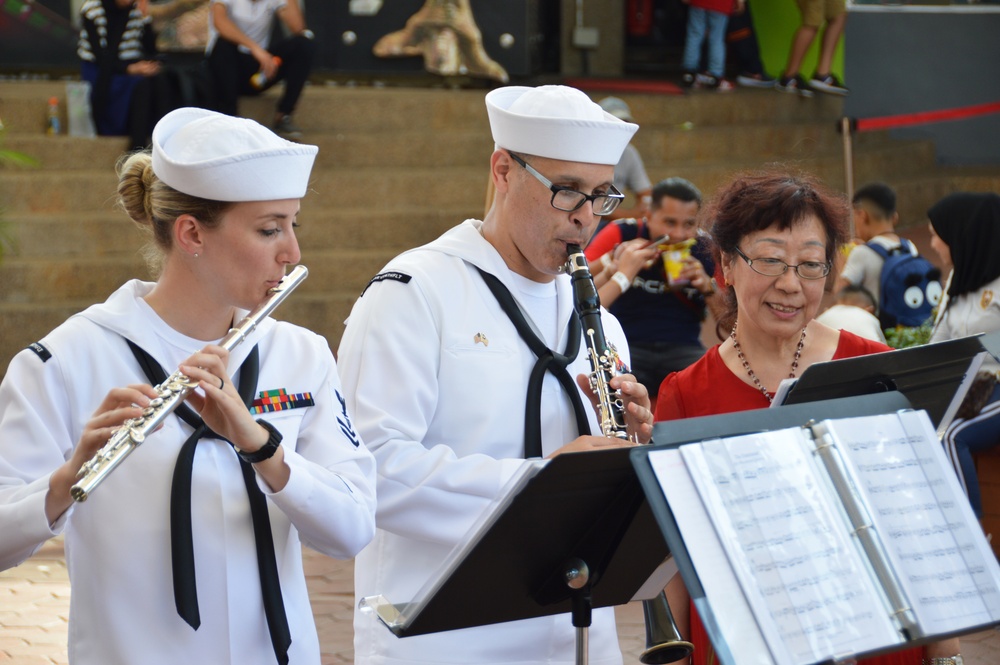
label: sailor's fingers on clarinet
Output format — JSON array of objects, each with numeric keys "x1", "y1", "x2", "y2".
[{"x1": 613, "y1": 375, "x2": 654, "y2": 444}]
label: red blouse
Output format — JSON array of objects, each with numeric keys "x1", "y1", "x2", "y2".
[{"x1": 655, "y1": 330, "x2": 892, "y2": 421}]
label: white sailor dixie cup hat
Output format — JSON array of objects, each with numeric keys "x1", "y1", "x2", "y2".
[
  {"x1": 485, "y1": 85, "x2": 638, "y2": 166},
  {"x1": 152, "y1": 107, "x2": 319, "y2": 202}
]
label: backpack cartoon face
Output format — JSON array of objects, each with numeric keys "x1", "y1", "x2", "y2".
[{"x1": 902, "y1": 271, "x2": 944, "y2": 312}]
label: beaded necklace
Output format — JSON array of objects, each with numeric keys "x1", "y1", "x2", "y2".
[{"x1": 729, "y1": 320, "x2": 807, "y2": 403}]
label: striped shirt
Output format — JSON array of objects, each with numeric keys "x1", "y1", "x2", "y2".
[{"x1": 78, "y1": 0, "x2": 152, "y2": 63}]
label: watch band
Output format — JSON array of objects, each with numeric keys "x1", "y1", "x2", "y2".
[
  {"x1": 925, "y1": 656, "x2": 964, "y2": 665},
  {"x1": 237, "y1": 419, "x2": 283, "y2": 464}
]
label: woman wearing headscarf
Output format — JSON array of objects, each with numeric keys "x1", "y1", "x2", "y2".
[{"x1": 929, "y1": 192, "x2": 1000, "y2": 522}]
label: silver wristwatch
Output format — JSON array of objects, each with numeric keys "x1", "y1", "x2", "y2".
[{"x1": 925, "y1": 655, "x2": 964, "y2": 665}]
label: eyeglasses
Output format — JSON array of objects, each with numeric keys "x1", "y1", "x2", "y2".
[
  {"x1": 508, "y1": 151, "x2": 624, "y2": 216},
  {"x1": 733, "y1": 246, "x2": 831, "y2": 280}
]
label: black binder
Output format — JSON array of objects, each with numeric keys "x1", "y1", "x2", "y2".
[{"x1": 633, "y1": 392, "x2": 1000, "y2": 665}]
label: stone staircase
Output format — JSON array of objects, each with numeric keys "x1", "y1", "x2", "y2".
[{"x1": 1, "y1": 79, "x2": 998, "y2": 376}]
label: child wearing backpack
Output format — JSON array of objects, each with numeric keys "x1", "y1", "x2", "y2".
[{"x1": 836, "y1": 182, "x2": 943, "y2": 330}]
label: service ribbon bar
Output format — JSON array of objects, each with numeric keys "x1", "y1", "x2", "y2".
[{"x1": 250, "y1": 388, "x2": 315, "y2": 414}]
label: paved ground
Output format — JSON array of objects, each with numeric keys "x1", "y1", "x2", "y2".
[{"x1": 2, "y1": 538, "x2": 999, "y2": 664}]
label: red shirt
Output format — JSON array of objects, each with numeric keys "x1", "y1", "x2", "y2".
[{"x1": 655, "y1": 330, "x2": 893, "y2": 421}]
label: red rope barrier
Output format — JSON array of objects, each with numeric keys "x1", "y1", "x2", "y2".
[{"x1": 854, "y1": 100, "x2": 1000, "y2": 132}]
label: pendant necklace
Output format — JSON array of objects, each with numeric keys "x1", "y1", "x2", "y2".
[{"x1": 730, "y1": 320, "x2": 807, "y2": 403}]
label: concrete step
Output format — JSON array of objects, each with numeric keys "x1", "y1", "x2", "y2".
[
  {"x1": 1, "y1": 123, "x2": 494, "y2": 171},
  {"x1": 1, "y1": 134, "x2": 129, "y2": 170},
  {"x1": 893, "y1": 167, "x2": 1000, "y2": 230},
  {"x1": 0, "y1": 247, "x2": 398, "y2": 305},
  {"x1": 2, "y1": 79, "x2": 846, "y2": 138},
  {"x1": 5, "y1": 207, "x2": 471, "y2": 258},
  {"x1": 0, "y1": 166, "x2": 487, "y2": 214}
]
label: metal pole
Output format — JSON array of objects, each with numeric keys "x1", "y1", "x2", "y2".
[{"x1": 841, "y1": 116, "x2": 855, "y2": 237}]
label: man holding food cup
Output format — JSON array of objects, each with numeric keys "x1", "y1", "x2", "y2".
[{"x1": 585, "y1": 177, "x2": 726, "y2": 408}]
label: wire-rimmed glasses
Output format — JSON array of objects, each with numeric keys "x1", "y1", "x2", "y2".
[{"x1": 733, "y1": 246, "x2": 831, "y2": 280}]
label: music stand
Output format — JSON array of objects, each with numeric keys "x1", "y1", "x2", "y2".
[
  {"x1": 634, "y1": 392, "x2": 915, "y2": 665},
  {"x1": 360, "y1": 446, "x2": 671, "y2": 665},
  {"x1": 778, "y1": 335, "x2": 985, "y2": 435},
  {"x1": 980, "y1": 329, "x2": 1000, "y2": 362}
]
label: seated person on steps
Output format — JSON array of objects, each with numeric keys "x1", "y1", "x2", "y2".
[{"x1": 205, "y1": 0, "x2": 315, "y2": 138}]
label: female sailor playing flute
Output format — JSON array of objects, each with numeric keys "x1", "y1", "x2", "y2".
[{"x1": 0, "y1": 107, "x2": 376, "y2": 665}]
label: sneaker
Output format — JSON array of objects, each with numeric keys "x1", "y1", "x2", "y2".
[
  {"x1": 736, "y1": 72, "x2": 776, "y2": 89},
  {"x1": 680, "y1": 71, "x2": 696, "y2": 89},
  {"x1": 776, "y1": 75, "x2": 815, "y2": 98},
  {"x1": 274, "y1": 115, "x2": 303, "y2": 139},
  {"x1": 694, "y1": 73, "x2": 733, "y2": 91},
  {"x1": 714, "y1": 78, "x2": 735, "y2": 93},
  {"x1": 694, "y1": 72, "x2": 717, "y2": 88},
  {"x1": 809, "y1": 73, "x2": 849, "y2": 96}
]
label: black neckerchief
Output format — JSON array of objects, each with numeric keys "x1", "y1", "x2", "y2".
[
  {"x1": 126, "y1": 340, "x2": 291, "y2": 665},
  {"x1": 475, "y1": 269, "x2": 591, "y2": 458}
]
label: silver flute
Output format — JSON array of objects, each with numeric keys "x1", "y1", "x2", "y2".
[{"x1": 70, "y1": 265, "x2": 309, "y2": 502}]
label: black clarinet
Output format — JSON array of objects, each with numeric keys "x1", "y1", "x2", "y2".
[
  {"x1": 565, "y1": 244, "x2": 630, "y2": 440},
  {"x1": 566, "y1": 245, "x2": 694, "y2": 663}
]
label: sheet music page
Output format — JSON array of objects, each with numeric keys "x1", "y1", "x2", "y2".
[
  {"x1": 648, "y1": 448, "x2": 775, "y2": 665},
  {"x1": 681, "y1": 429, "x2": 901, "y2": 665},
  {"x1": 770, "y1": 378, "x2": 797, "y2": 407},
  {"x1": 817, "y1": 411, "x2": 1000, "y2": 634}
]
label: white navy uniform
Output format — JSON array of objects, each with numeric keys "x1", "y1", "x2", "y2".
[
  {"x1": 931, "y1": 273, "x2": 1000, "y2": 374},
  {"x1": 0, "y1": 279, "x2": 377, "y2": 665},
  {"x1": 338, "y1": 219, "x2": 629, "y2": 665}
]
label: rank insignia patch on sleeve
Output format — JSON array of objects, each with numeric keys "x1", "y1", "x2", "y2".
[
  {"x1": 26, "y1": 342, "x2": 52, "y2": 362},
  {"x1": 361, "y1": 270, "x2": 411, "y2": 296}
]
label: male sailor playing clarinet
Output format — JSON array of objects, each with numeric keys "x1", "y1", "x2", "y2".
[
  {"x1": 338, "y1": 85, "x2": 655, "y2": 665},
  {"x1": 0, "y1": 107, "x2": 376, "y2": 665}
]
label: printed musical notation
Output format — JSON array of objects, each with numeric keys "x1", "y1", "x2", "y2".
[
  {"x1": 820, "y1": 411, "x2": 1000, "y2": 631},
  {"x1": 683, "y1": 429, "x2": 900, "y2": 664},
  {"x1": 659, "y1": 410, "x2": 1000, "y2": 665}
]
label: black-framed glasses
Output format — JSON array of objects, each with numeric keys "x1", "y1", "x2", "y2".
[
  {"x1": 733, "y1": 246, "x2": 831, "y2": 280},
  {"x1": 508, "y1": 151, "x2": 624, "y2": 216}
]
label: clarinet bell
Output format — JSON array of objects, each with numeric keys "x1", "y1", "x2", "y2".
[{"x1": 639, "y1": 591, "x2": 695, "y2": 664}]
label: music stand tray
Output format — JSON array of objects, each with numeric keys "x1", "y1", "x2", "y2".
[
  {"x1": 778, "y1": 335, "x2": 985, "y2": 434},
  {"x1": 360, "y1": 445, "x2": 671, "y2": 639}
]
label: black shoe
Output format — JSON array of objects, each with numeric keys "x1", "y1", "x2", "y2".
[
  {"x1": 776, "y1": 75, "x2": 815, "y2": 98},
  {"x1": 809, "y1": 73, "x2": 849, "y2": 96},
  {"x1": 274, "y1": 115, "x2": 303, "y2": 139}
]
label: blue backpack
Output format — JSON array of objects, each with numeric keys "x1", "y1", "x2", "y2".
[{"x1": 867, "y1": 239, "x2": 943, "y2": 329}]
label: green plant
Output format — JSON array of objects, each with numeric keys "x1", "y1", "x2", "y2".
[
  {"x1": 883, "y1": 320, "x2": 934, "y2": 349},
  {"x1": 0, "y1": 126, "x2": 38, "y2": 263}
]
